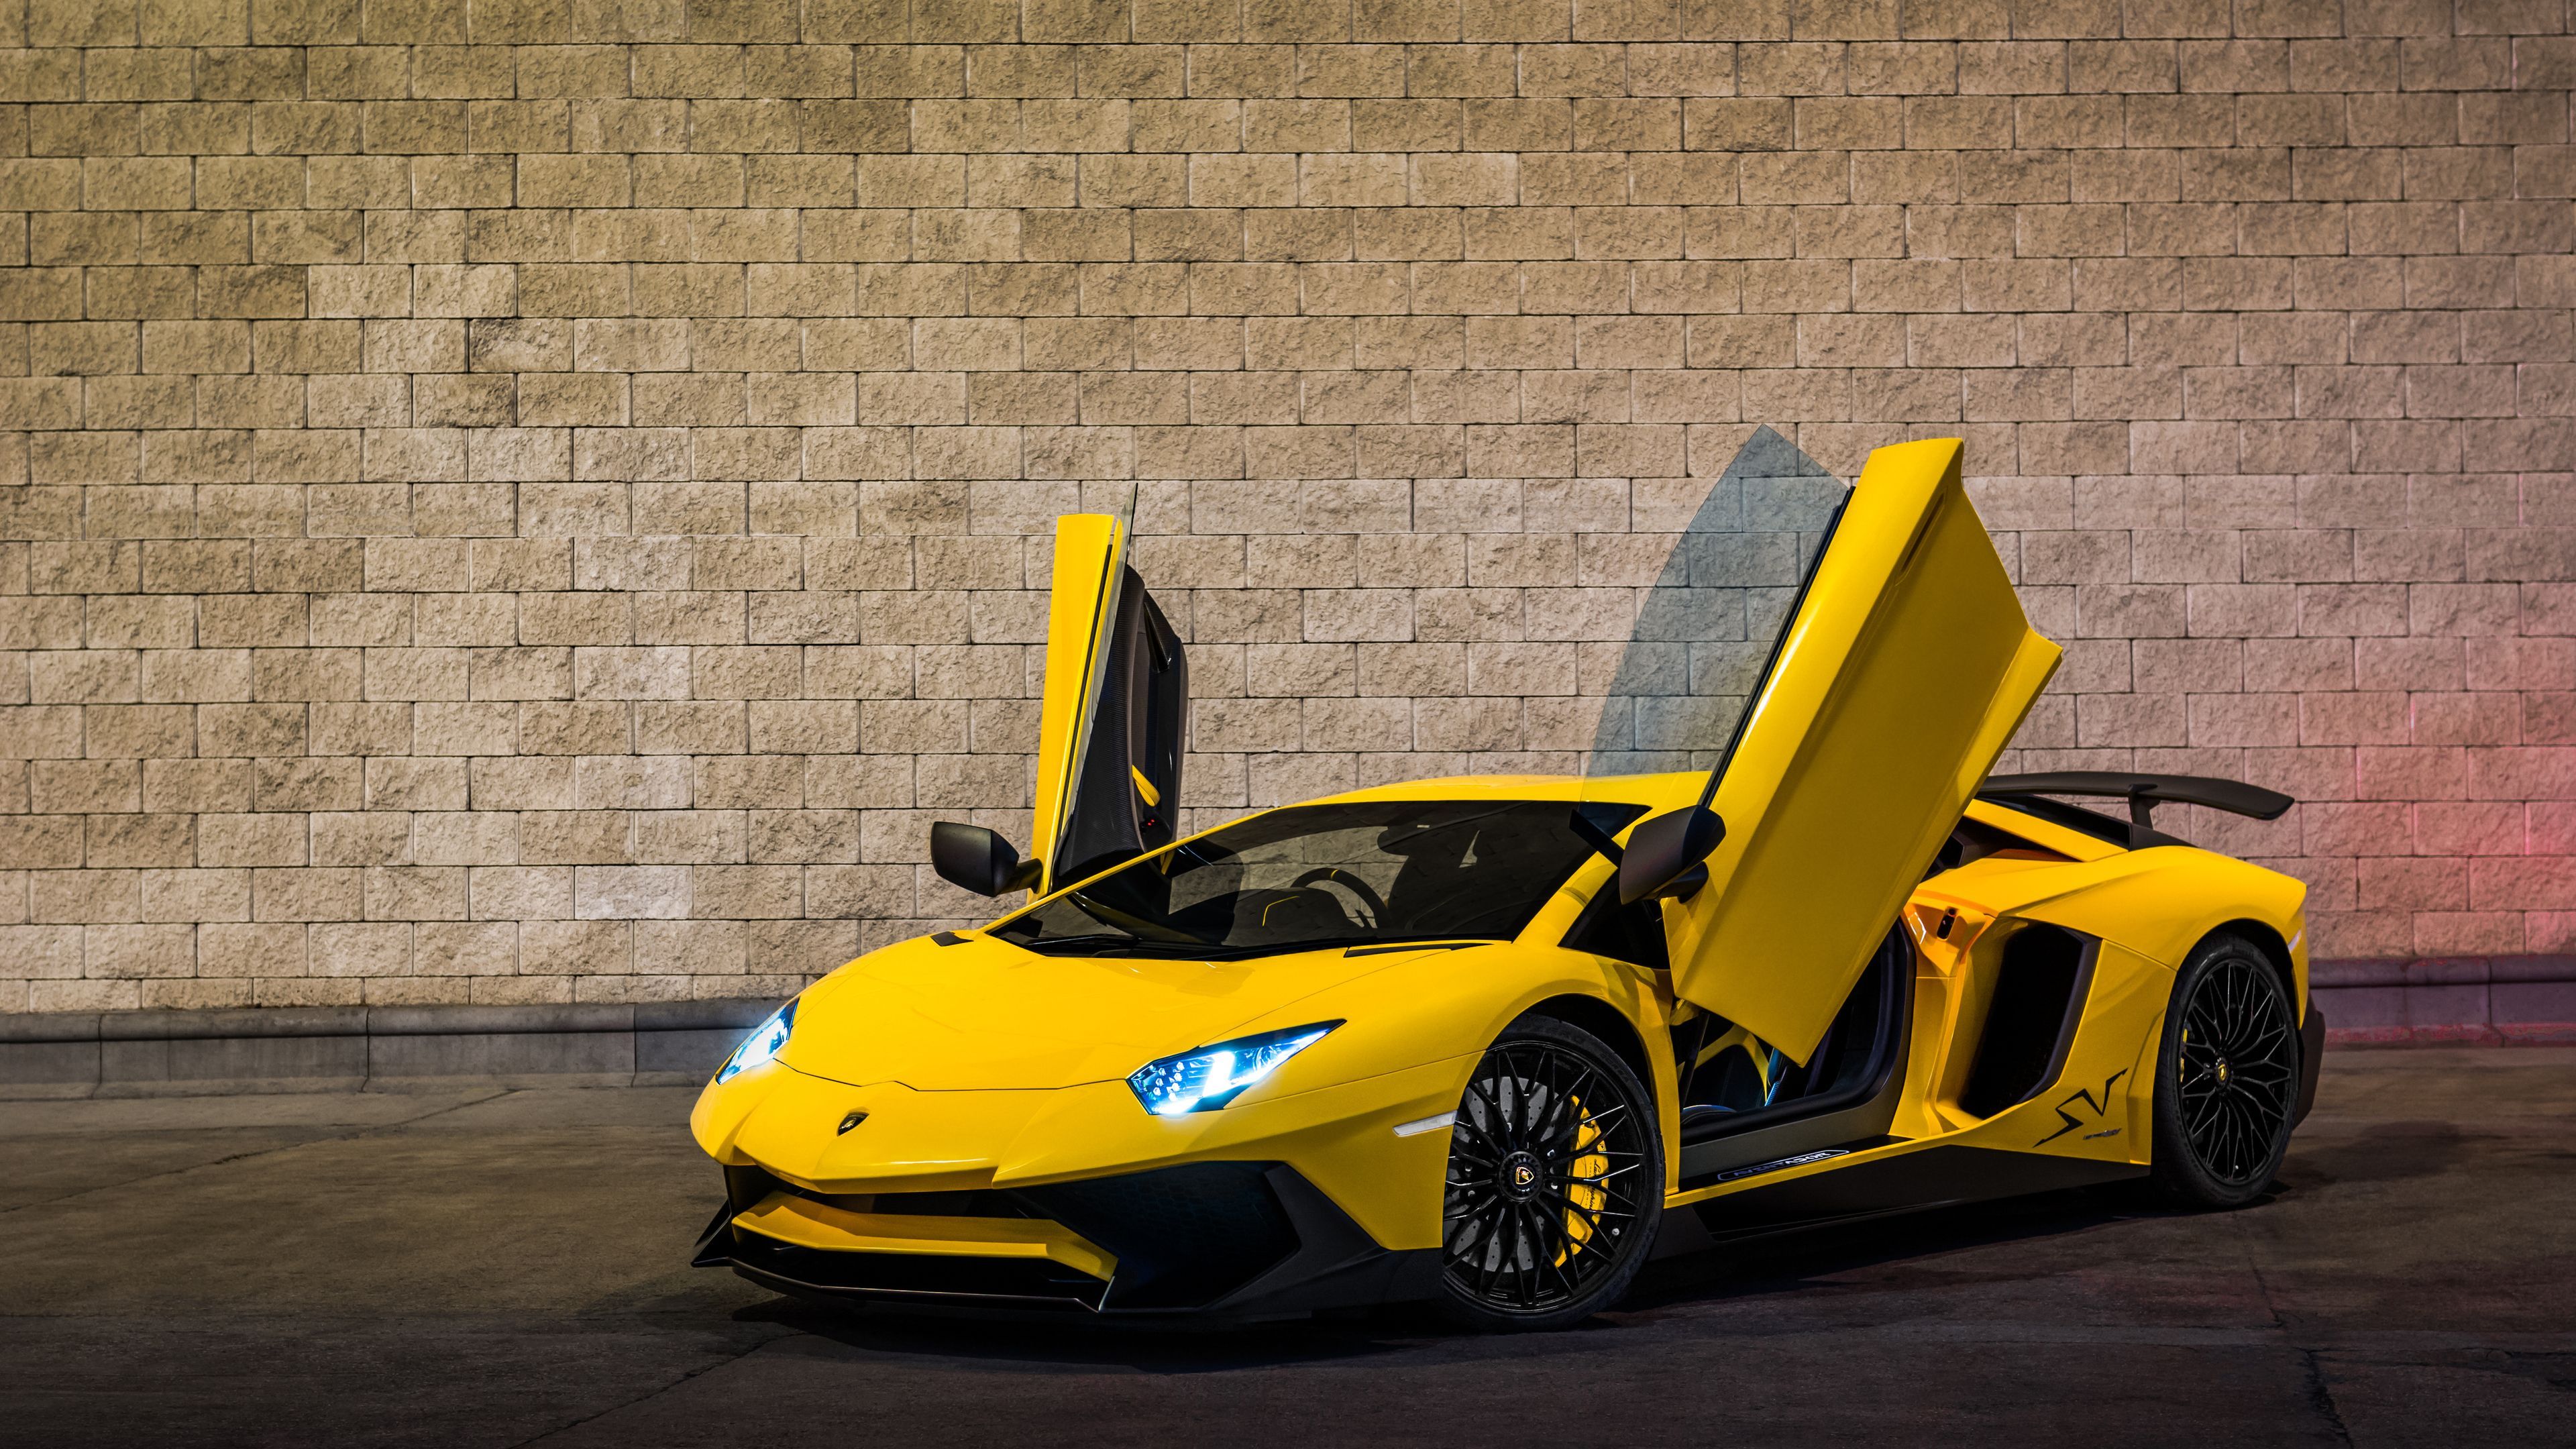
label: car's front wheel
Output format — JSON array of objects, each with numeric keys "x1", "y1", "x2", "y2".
[
  {"x1": 1437, "y1": 1015, "x2": 1663, "y2": 1332},
  {"x1": 2149, "y1": 932, "x2": 2302, "y2": 1209}
]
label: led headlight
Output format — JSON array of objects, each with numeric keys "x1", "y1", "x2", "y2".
[
  {"x1": 716, "y1": 1000, "x2": 797, "y2": 1083},
  {"x1": 1128, "y1": 1021, "x2": 1341, "y2": 1116}
]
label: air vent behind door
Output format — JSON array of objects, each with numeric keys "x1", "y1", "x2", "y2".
[{"x1": 1958, "y1": 922, "x2": 2095, "y2": 1119}]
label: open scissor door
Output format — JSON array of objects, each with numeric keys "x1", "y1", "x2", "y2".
[
  {"x1": 1029, "y1": 515, "x2": 1187, "y2": 895},
  {"x1": 1664, "y1": 438, "x2": 2061, "y2": 1063}
]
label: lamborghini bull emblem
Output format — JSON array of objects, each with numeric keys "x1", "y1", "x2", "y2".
[{"x1": 837, "y1": 1111, "x2": 867, "y2": 1135}]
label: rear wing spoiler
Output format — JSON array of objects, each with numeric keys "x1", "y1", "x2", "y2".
[{"x1": 1975, "y1": 772, "x2": 2294, "y2": 851}]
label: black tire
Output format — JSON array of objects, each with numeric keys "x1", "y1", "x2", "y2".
[
  {"x1": 2149, "y1": 933, "x2": 2302, "y2": 1209},
  {"x1": 1436, "y1": 1015, "x2": 1663, "y2": 1332}
]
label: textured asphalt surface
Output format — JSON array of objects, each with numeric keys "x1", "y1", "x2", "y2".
[{"x1": 1, "y1": 1049, "x2": 2570, "y2": 1448}]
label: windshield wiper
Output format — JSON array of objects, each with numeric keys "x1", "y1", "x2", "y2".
[
  {"x1": 1095, "y1": 934, "x2": 1500, "y2": 961},
  {"x1": 1005, "y1": 930, "x2": 1505, "y2": 961},
  {"x1": 1000, "y1": 932, "x2": 1227, "y2": 959}
]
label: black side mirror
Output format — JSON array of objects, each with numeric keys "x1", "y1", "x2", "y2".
[
  {"x1": 1617, "y1": 807, "x2": 1725, "y2": 905},
  {"x1": 930, "y1": 822, "x2": 1042, "y2": 898}
]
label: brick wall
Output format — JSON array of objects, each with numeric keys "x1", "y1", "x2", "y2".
[{"x1": 3, "y1": 0, "x2": 2574, "y2": 1012}]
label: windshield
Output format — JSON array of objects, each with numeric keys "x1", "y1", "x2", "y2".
[{"x1": 989, "y1": 800, "x2": 1645, "y2": 959}]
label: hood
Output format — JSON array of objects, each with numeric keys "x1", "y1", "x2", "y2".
[{"x1": 777, "y1": 932, "x2": 1418, "y2": 1091}]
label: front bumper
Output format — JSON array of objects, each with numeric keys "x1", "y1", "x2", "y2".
[{"x1": 693, "y1": 1160, "x2": 1440, "y2": 1322}]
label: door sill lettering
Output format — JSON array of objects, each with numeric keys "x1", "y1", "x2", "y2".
[{"x1": 1704, "y1": 1147, "x2": 1852, "y2": 1185}]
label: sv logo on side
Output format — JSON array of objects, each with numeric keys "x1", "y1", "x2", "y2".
[{"x1": 2035, "y1": 1069, "x2": 2128, "y2": 1146}]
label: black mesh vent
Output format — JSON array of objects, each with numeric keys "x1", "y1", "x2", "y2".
[{"x1": 1020, "y1": 1162, "x2": 1299, "y2": 1311}]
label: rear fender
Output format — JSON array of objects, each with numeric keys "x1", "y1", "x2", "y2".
[
  {"x1": 1913, "y1": 848, "x2": 2306, "y2": 1163},
  {"x1": 1946, "y1": 848, "x2": 2308, "y2": 986}
]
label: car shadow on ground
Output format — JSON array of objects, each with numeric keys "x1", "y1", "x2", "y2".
[
  {"x1": 2271, "y1": 1118, "x2": 2469, "y2": 1191},
  {"x1": 731, "y1": 1185, "x2": 2201, "y2": 1374},
  {"x1": 1621, "y1": 1185, "x2": 2166, "y2": 1313}
]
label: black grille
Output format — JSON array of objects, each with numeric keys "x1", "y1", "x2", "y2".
[{"x1": 1020, "y1": 1162, "x2": 1299, "y2": 1310}]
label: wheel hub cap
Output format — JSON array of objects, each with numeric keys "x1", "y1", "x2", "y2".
[
  {"x1": 1443, "y1": 1041, "x2": 1651, "y2": 1316},
  {"x1": 2176, "y1": 957, "x2": 2297, "y2": 1189}
]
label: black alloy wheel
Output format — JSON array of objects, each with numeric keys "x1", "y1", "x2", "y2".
[
  {"x1": 1438, "y1": 1016, "x2": 1662, "y2": 1332},
  {"x1": 2149, "y1": 934, "x2": 2302, "y2": 1209}
]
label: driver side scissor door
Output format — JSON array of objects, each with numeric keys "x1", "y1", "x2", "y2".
[{"x1": 1030, "y1": 515, "x2": 1189, "y2": 896}]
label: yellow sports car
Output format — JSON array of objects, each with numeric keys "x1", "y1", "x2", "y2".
[{"x1": 688, "y1": 436, "x2": 2323, "y2": 1331}]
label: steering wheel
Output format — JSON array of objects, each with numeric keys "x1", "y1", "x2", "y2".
[{"x1": 1291, "y1": 867, "x2": 1387, "y2": 928}]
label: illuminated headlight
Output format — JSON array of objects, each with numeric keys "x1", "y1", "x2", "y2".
[
  {"x1": 1128, "y1": 1022, "x2": 1341, "y2": 1116},
  {"x1": 716, "y1": 1000, "x2": 797, "y2": 1083}
]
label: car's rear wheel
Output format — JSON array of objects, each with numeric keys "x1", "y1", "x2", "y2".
[
  {"x1": 1437, "y1": 1016, "x2": 1662, "y2": 1332},
  {"x1": 2149, "y1": 933, "x2": 2301, "y2": 1209}
]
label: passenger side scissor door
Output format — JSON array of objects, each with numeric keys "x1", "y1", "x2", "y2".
[
  {"x1": 1666, "y1": 438, "x2": 2061, "y2": 1065},
  {"x1": 1030, "y1": 515, "x2": 1188, "y2": 896}
]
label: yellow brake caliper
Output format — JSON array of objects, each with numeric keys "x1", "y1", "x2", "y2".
[{"x1": 1560, "y1": 1095, "x2": 1609, "y2": 1262}]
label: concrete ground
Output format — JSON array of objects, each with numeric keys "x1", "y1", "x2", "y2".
[{"x1": 1, "y1": 1051, "x2": 2570, "y2": 1448}]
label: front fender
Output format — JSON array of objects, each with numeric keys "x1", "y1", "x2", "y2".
[
  {"x1": 1188, "y1": 938, "x2": 1674, "y2": 1201},
  {"x1": 1221, "y1": 943, "x2": 1656, "y2": 1088}
]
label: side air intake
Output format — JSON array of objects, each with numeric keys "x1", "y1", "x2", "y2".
[{"x1": 1959, "y1": 923, "x2": 2096, "y2": 1120}]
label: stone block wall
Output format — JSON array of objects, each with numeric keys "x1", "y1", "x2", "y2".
[{"x1": 2, "y1": 0, "x2": 2574, "y2": 1010}]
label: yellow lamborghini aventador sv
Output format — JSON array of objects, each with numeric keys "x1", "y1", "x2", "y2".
[{"x1": 688, "y1": 435, "x2": 2323, "y2": 1332}]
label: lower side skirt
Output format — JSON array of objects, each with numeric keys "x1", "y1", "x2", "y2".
[{"x1": 1683, "y1": 1144, "x2": 2146, "y2": 1242}]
